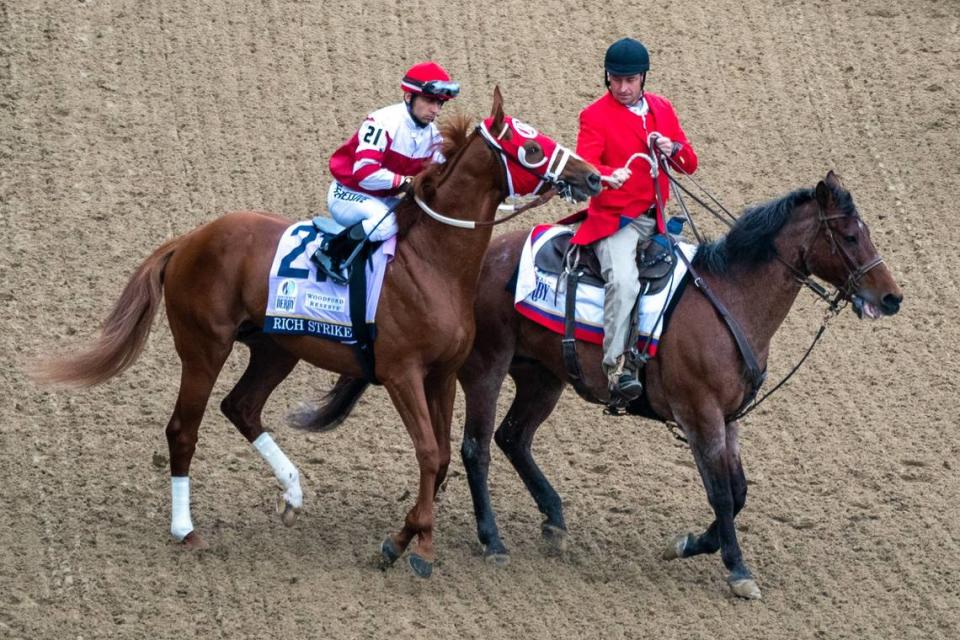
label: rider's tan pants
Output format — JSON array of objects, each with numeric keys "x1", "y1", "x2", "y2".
[{"x1": 594, "y1": 214, "x2": 657, "y2": 374}]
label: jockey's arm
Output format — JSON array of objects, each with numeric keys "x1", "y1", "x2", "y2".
[{"x1": 352, "y1": 117, "x2": 407, "y2": 192}]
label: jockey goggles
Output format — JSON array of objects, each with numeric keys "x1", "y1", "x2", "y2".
[{"x1": 417, "y1": 80, "x2": 461, "y2": 99}]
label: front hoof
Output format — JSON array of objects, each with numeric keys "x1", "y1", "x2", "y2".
[
  {"x1": 484, "y1": 550, "x2": 511, "y2": 567},
  {"x1": 180, "y1": 531, "x2": 208, "y2": 550},
  {"x1": 379, "y1": 536, "x2": 402, "y2": 569},
  {"x1": 661, "y1": 533, "x2": 693, "y2": 560},
  {"x1": 408, "y1": 553, "x2": 433, "y2": 578},
  {"x1": 729, "y1": 577, "x2": 762, "y2": 600},
  {"x1": 275, "y1": 495, "x2": 300, "y2": 527},
  {"x1": 541, "y1": 523, "x2": 568, "y2": 555}
]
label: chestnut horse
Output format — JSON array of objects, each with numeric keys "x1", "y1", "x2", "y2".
[
  {"x1": 30, "y1": 88, "x2": 601, "y2": 577},
  {"x1": 312, "y1": 172, "x2": 902, "y2": 596}
]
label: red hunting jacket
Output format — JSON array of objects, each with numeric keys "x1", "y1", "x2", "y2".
[{"x1": 570, "y1": 91, "x2": 698, "y2": 245}]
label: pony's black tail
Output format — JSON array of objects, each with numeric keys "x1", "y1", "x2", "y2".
[{"x1": 287, "y1": 376, "x2": 370, "y2": 432}]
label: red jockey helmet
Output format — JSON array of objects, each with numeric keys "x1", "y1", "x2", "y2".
[{"x1": 401, "y1": 61, "x2": 460, "y2": 101}]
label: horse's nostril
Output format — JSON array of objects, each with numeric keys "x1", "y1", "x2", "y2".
[
  {"x1": 882, "y1": 293, "x2": 902, "y2": 314},
  {"x1": 587, "y1": 173, "x2": 601, "y2": 190}
]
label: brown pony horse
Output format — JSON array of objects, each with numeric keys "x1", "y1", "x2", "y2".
[
  {"x1": 31, "y1": 88, "x2": 601, "y2": 578},
  {"x1": 314, "y1": 172, "x2": 902, "y2": 597}
]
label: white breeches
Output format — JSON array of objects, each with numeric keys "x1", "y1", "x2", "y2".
[{"x1": 327, "y1": 182, "x2": 400, "y2": 242}]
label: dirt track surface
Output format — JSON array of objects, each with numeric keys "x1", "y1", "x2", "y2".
[{"x1": 3, "y1": 1, "x2": 959, "y2": 638}]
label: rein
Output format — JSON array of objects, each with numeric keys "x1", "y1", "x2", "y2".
[
  {"x1": 412, "y1": 122, "x2": 576, "y2": 229},
  {"x1": 414, "y1": 189, "x2": 556, "y2": 229},
  {"x1": 649, "y1": 146, "x2": 882, "y2": 421}
]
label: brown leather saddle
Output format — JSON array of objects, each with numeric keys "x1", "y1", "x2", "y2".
[{"x1": 534, "y1": 230, "x2": 678, "y2": 295}]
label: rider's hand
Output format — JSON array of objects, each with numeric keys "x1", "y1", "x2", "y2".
[
  {"x1": 398, "y1": 176, "x2": 414, "y2": 194},
  {"x1": 605, "y1": 167, "x2": 632, "y2": 189},
  {"x1": 654, "y1": 135, "x2": 674, "y2": 156}
]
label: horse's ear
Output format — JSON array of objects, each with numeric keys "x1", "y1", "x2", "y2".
[
  {"x1": 825, "y1": 170, "x2": 844, "y2": 190},
  {"x1": 815, "y1": 179, "x2": 833, "y2": 210},
  {"x1": 490, "y1": 85, "x2": 505, "y2": 131},
  {"x1": 817, "y1": 170, "x2": 844, "y2": 209}
]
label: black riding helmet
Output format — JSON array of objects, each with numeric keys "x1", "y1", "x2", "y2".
[{"x1": 604, "y1": 37, "x2": 650, "y2": 90}]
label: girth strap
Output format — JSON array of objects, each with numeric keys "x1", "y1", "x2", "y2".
[
  {"x1": 348, "y1": 244, "x2": 378, "y2": 384},
  {"x1": 561, "y1": 270, "x2": 600, "y2": 402},
  {"x1": 673, "y1": 248, "x2": 766, "y2": 418}
]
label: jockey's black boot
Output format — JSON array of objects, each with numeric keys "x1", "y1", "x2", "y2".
[
  {"x1": 312, "y1": 223, "x2": 366, "y2": 284},
  {"x1": 326, "y1": 223, "x2": 367, "y2": 262}
]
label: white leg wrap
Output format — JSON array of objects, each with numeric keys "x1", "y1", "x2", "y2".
[
  {"x1": 253, "y1": 433, "x2": 303, "y2": 508},
  {"x1": 170, "y1": 476, "x2": 194, "y2": 541}
]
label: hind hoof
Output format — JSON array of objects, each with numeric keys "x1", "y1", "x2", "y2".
[
  {"x1": 662, "y1": 533, "x2": 692, "y2": 560},
  {"x1": 180, "y1": 531, "x2": 208, "y2": 550},
  {"x1": 408, "y1": 553, "x2": 433, "y2": 578},
  {"x1": 379, "y1": 536, "x2": 402, "y2": 569},
  {"x1": 729, "y1": 577, "x2": 762, "y2": 600},
  {"x1": 541, "y1": 523, "x2": 568, "y2": 555},
  {"x1": 484, "y1": 550, "x2": 511, "y2": 567},
  {"x1": 276, "y1": 495, "x2": 300, "y2": 527}
]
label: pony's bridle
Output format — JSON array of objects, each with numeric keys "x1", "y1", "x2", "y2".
[
  {"x1": 412, "y1": 121, "x2": 579, "y2": 229},
  {"x1": 798, "y1": 205, "x2": 885, "y2": 301}
]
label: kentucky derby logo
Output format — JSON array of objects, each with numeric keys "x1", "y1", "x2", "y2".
[
  {"x1": 275, "y1": 279, "x2": 298, "y2": 312},
  {"x1": 280, "y1": 280, "x2": 297, "y2": 297}
]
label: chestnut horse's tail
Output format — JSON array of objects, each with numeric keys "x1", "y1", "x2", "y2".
[
  {"x1": 28, "y1": 235, "x2": 184, "y2": 387},
  {"x1": 287, "y1": 376, "x2": 370, "y2": 432}
]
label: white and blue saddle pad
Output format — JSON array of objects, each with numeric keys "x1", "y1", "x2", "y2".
[
  {"x1": 513, "y1": 224, "x2": 695, "y2": 357},
  {"x1": 264, "y1": 219, "x2": 395, "y2": 343}
]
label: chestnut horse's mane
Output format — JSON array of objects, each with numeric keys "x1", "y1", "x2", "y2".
[
  {"x1": 395, "y1": 113, "x2": 476, "y2": 235},
  {"x1": 693, "y1": 182, "x2": 856, "y2": 274}
]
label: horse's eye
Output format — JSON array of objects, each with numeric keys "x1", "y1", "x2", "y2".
[{"x1": 844, "y1": 234, "x2": 858, "y2": 244}]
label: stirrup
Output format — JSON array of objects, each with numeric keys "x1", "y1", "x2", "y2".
[
  {"x1": 605, "y1": 362, "x2": 643, "y2": 414},
  {"x1": 614, "y1": 371, "x2": 643, "y2": 400},
  {"x1": 311, "y1": 251, "x2": 349, "y2": 286},
  {"x1": 311, "y1": 223, "x2": 366, "y2": 284}
]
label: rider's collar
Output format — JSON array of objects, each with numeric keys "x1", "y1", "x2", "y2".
[{"x1": 626, "y1": 95, "x2": 649, "y2": 117}]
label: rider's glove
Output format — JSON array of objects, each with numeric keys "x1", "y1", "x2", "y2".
[
  {"x1": 397, "y1": 176, "x2": 415, "y2": 195},
  {"x1": 606, "y1": 167, "x2": 632, "y2": 189}
]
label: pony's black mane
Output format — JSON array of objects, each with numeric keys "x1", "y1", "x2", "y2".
[
  {"x1": 692, "y1": 182, "x2": 855, "y2": 274},
  {"x1": 395, "y1": 114, "x2": 474, "y2": 236}
]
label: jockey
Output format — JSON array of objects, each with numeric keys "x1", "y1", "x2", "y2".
[
  {"x1": 572, "y1": 38, "x2": 698, "y2": 402},
  {"x1": 326, "y1": 61, "x2": 460, "y2": 245}
]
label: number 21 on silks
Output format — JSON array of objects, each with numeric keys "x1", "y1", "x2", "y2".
[
  {"x1": 361, "y1": 123, "x2": 384, "y2": 147},
  {"x1": 277, "y1": 224, "x2": 317, "y2": 279}
]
